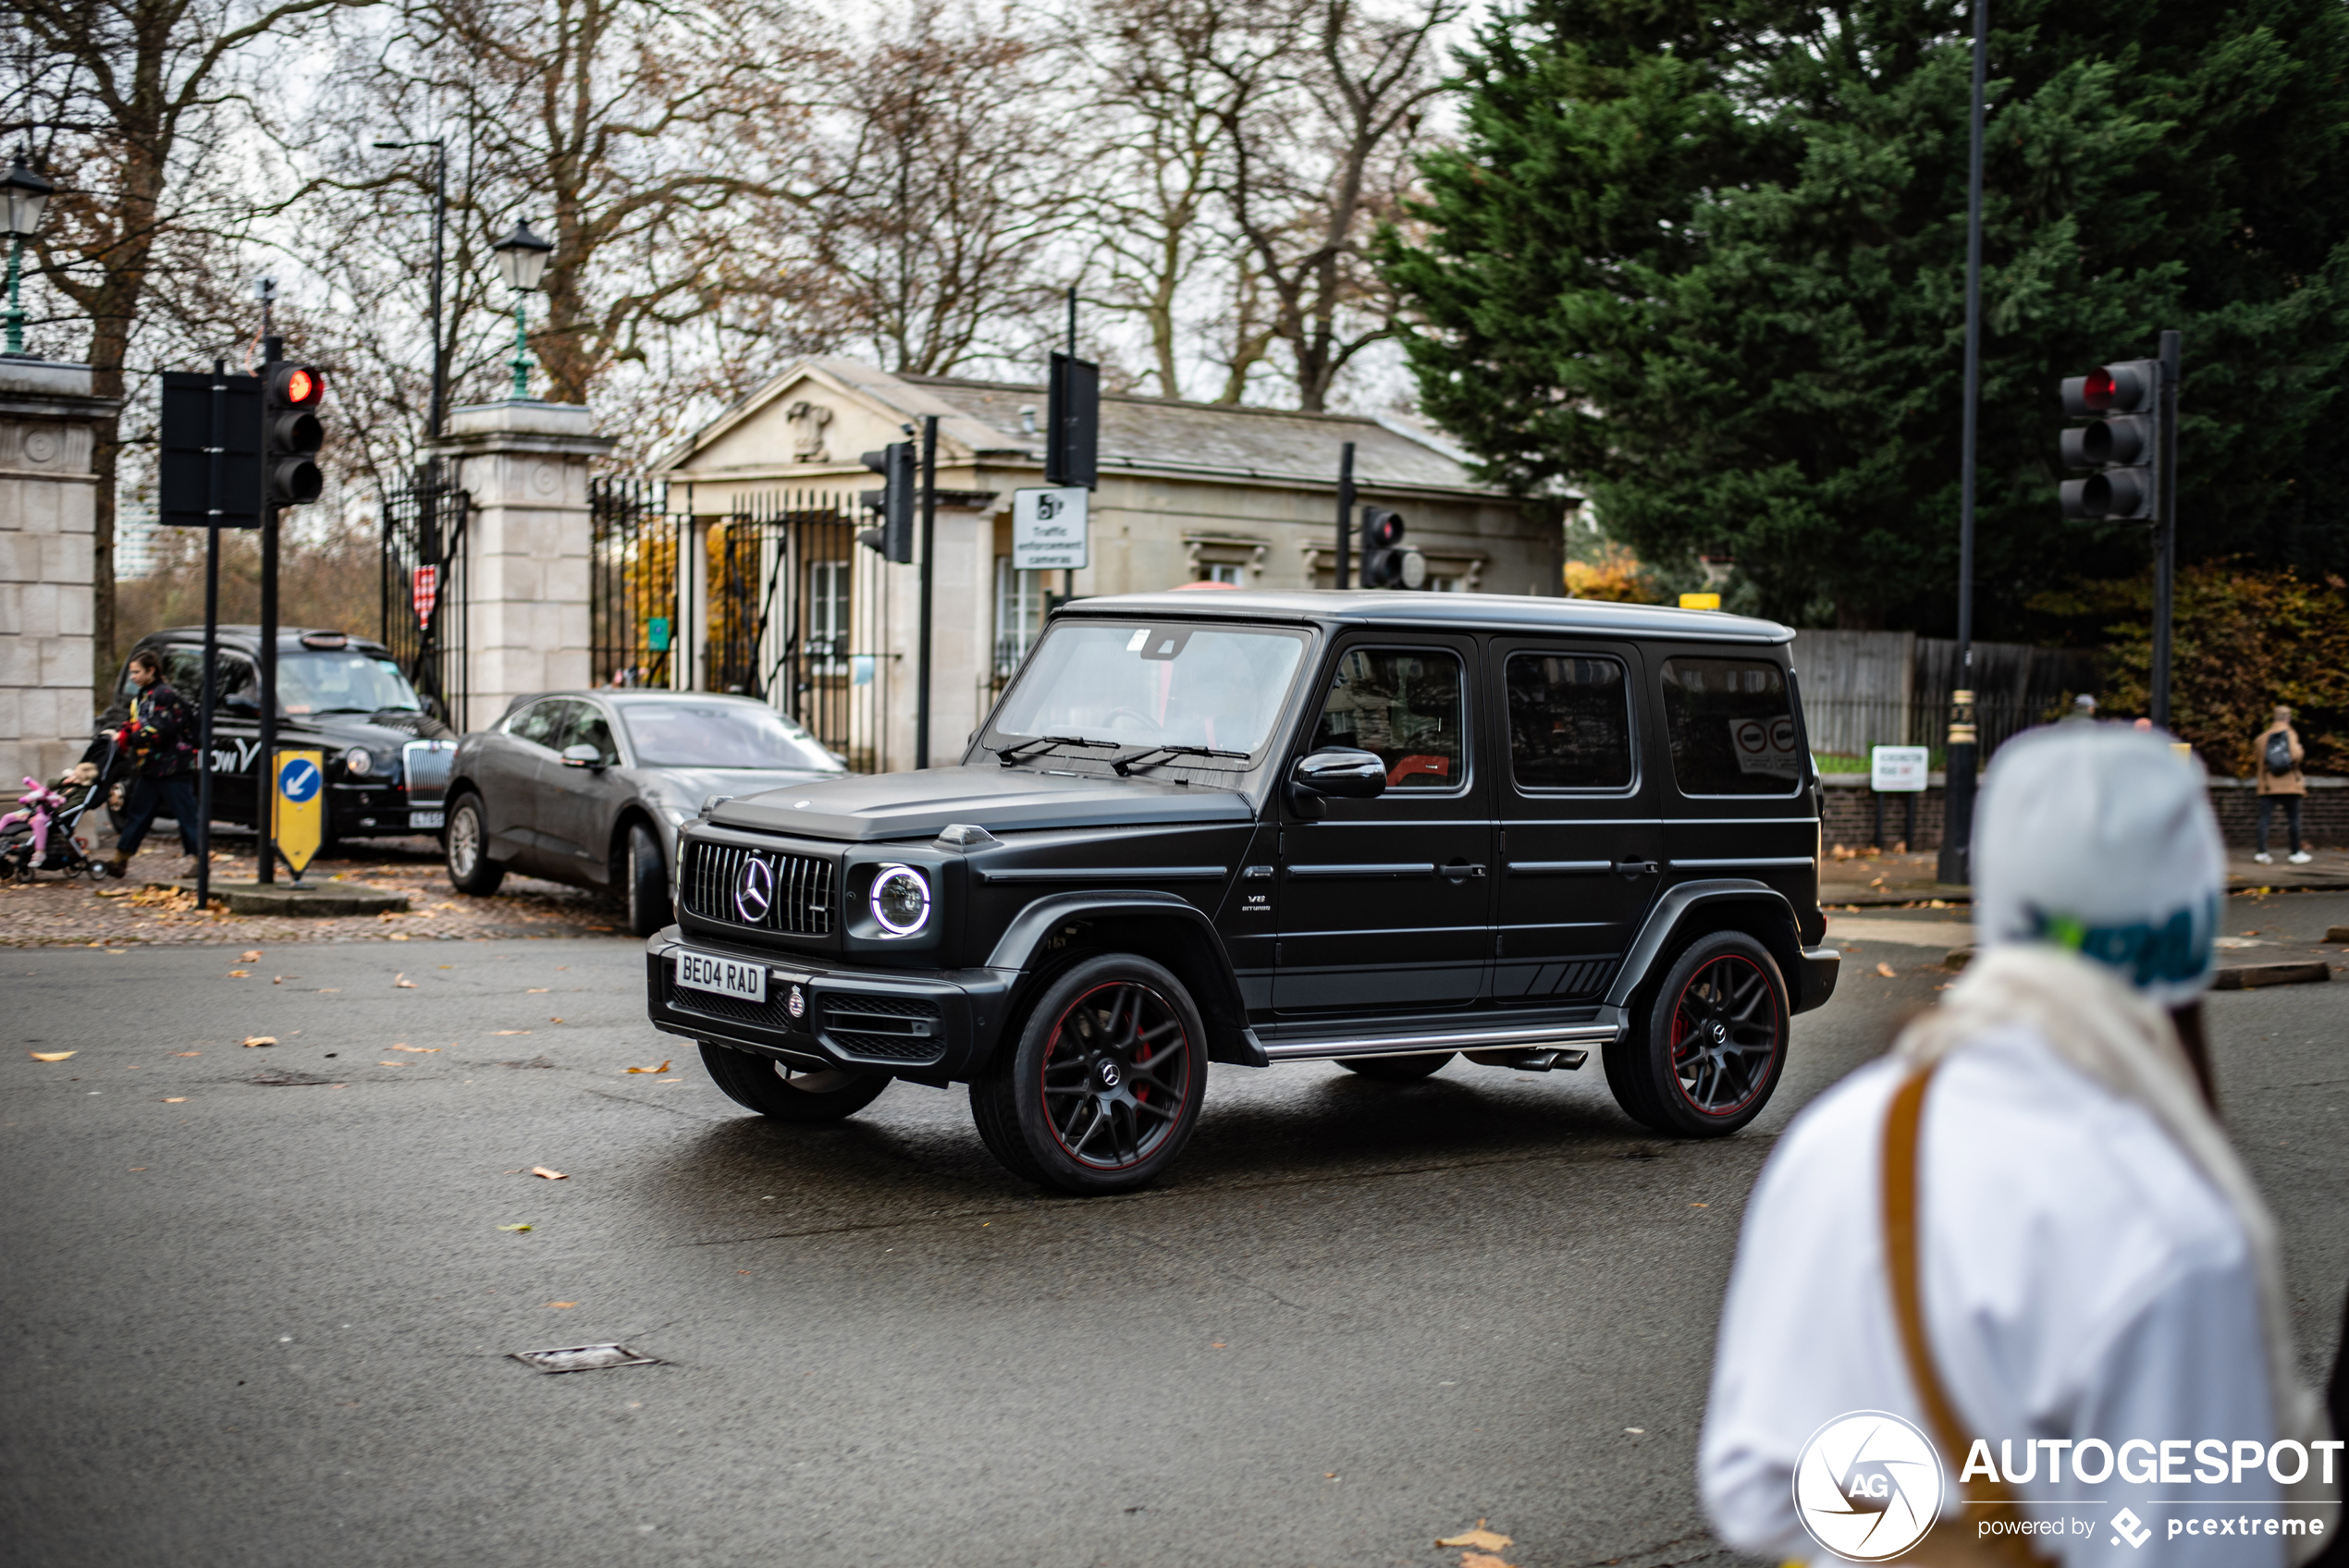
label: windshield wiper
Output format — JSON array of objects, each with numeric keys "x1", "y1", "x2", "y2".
[
  {"x1": 1109, "y1": 743, "x2": 1251, "y2": 777},
  {"x1": 994, "y1": 734, "x2": 1103, "y2": 766}
]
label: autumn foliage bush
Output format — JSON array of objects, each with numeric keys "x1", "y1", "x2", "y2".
[{"x1": 2097, "y1": 564, "x2": 2349, "y2": 778}]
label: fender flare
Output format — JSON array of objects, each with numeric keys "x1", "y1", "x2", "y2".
[
  {"x1": 983, "y1": 889, "x2": 1261, "y2": 1066},
  {"x1": 1607, "y1": 878, "x2": 1809, "y2": 1012}
]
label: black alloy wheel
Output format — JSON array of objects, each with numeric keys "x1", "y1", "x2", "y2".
[
  {"x1": 444, "y1": 792, "x2": 505, "y2": 896},
  {"x1": 1604, "y1": 929, "x2": 1788, "y2": 1137},
  {"x1": 971, "y1": 954, "x2": 1208, "y2": 1195},
  {"x1": 699, "y1": 1041, "x2": 890, "y2": 1122},
  {"x1": 1335, "y1": 1051, "x2": 1455, "y2": 1082},
  {"x1": 621, "y1": 821, "x2": 668, "y2": 937}
]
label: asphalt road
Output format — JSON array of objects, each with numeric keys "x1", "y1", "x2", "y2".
[{"x1": 6, "y1": 893, "x2": 2347, "y2": 1568}]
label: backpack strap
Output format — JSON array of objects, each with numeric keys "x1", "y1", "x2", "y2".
[{"x1": 1884, "y1": 1064, "x2": 2058, "y2": 1568}]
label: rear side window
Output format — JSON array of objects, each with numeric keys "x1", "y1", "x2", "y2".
[
  {"x1": 1311, "y1": 645, "x2": 1466, "y2": 790},
  {"x1": 1506, "y1": 653, "x2": 1631, "y2": 790},
  {"x1": 508, "y1": 699, "x2": 565, "y2": 747},
  {"x1": 1659, "y1": 657, "x2": 1802, "y2": 795}
]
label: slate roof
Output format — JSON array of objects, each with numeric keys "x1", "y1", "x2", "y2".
[{"x1": 897, "y1": 374, "x2": 1494, "y2": 495}]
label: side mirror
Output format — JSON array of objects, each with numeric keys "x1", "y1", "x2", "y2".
[
  {"x1": 1287, "y1": 748, "x2": 1386, "y2": 818},
  {"x1": 560, "y1": 742, "x2": 606, "y2": 770}
]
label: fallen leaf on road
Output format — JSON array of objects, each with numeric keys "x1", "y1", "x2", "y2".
[
  {"x1": 242, "y1": 1035, "x2": 277, "y2": 1047},
  {"x1": 164, "y1": 1097, "x2": 187, "y2": 1103},
  {"x1": 316, "y1": 987, "x2": 339, "y2": 993},
  {"x1": 497, "y1": 1223, "x2": 533, "y2": 1231},
  {"x1": 387, "y1": 1044, "x2": 439, "y2": 1053},
  {"x1": 545, "y1": 1301, "x2": 576, "y2": 1309},
  {"x1": 31, "y1": 1050, "x2": 76, "y2": 1061},
  {"x1": 377, "y1": 1061, "x2": 406, "y2": 1068},
  {"x1": 394, "y1": 974, "x2": 417, "y2": 988},
  {"x1": 389, "y1": 933, "x2": 410, "y2": 941},
  {"x1": 1439, "y1": 1524, "x2": 1513, "y2": 1551},
  {"x1": 1876, "y1": 962, "x2": 1897, "y2": 978},
  {"x1": 549, "y1": 1017, "x2": 563, "y2": 1023},
  {"x1": 240, "y1": 950, "x2": 262, "y2": 961},
  {"x1": 527, "y1": 987, "x2": 549, "y2": 994},
  {"x1": 273, "y1": 975, "x2": 291, "y2": 984},
  {"x1": 227, "y1": 970, "x2": 251, "y2": 978},
  {"x1": 173, "y1": 1050, "x2": 199, "y2": 1056},
  {"x1": 624, "y1": 1060, "x2": 672, "y2": 1074},
  {"x1": 491, "y1": 1030, "x2": 532, "y2": 1036},
  {"x1": 1460, "y1": 1554, "x2": 1519, "y2": 1568},
  {"x1": 531, "y1": 1166, "x2": 569, "y2": 1181},
  {"x1": 1690, "y1": 1202, "x2": 1708, "y2": 1208}
]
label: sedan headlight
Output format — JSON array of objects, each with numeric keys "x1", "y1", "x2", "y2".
[{"x1": 868, "y1": 864, "x2": 931, "y2": 937}]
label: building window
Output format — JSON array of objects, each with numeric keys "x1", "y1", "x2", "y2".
[
  {"x1": 1428, "y1": 573, "x2": 1465, "y2": 593},
  {"x1": 994, "y1": 556, "x2": 1049, "y2": 680},
  {"x1": 808, "y1": 559, "x2": 849, "y2": 674},
  {"x1": 1204, "y1": 562, "x2": 1245, "y2": 585}
]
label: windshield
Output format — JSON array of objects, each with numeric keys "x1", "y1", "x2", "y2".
[
  {"x1": 989, "y1": 621, "x2": 1310, "y2": 756},
  {"x1": 616, "y1": 701, "x2": 843, "y2": 771},
  {"x1": 277, "y1": 652, "x2": 422, "y2": 715}
]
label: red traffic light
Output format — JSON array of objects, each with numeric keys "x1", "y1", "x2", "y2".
[
  {"x1": 287, "y1": 367, "x2": 317, "y2": 404},
  {"x1": 1362, "y1": 507, "x2": 1406, "y2": 549},
  {"x1": 2060, "y1": 360, "x2": 2153, "y2": 416},
  {"x1": 268, "y1": 363, "x2": 322, "y2": 406}
]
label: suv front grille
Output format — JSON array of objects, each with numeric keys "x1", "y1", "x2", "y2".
[{"x1": 681, "y1": 839, "x2": 834, "y2": 936}]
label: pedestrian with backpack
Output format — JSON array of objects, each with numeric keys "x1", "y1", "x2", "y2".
[{"x1": 2256, "y1": 704, "x2": 2310, "y2": 866}]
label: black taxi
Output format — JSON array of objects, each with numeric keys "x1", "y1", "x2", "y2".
[{"x1": 647, "y1": 590, "x2": 1839, "y2": 1194}]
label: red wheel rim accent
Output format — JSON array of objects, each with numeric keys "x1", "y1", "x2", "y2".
[
  {"x1": 1039, "y1": 980, "x2": 1192, "y2": 1170},
  {"x1": 1666, "y1": 954, "x2": 1781, "y2": 1118}
]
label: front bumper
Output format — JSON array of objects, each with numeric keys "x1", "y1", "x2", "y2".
[
  {"x1": 645, "y1": 926, "x2": 1015, "y2": 1081},
  {"x1": 1794, "y1": 943, "x2": 1841, "y2": 1014}
]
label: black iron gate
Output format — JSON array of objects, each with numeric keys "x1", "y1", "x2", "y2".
[
  {"x1": 590, "y1": 480, "x2": 888, "y2": 771},
  {"x1": 380, "y1": 459, "x2": 471, "y2": 731}
]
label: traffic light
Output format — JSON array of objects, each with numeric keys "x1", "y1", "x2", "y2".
[
  {"x1": 1358, "y1": 505, "x2": 1426, "y2": 588},
  {"x1": 264, "y1": 361, "x2": 326, "y2": 505},
  {"x1": 2059, "y1": 359, "x2": 2158, "y2": 520},
  {"x1": 857, "y1": 442, "x2": 916, "y2": 563}
]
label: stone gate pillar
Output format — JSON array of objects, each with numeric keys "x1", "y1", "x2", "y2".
[
  {"x1": 431, "y1": 399, "x2": 613, "y2": 730},
  {"x1": 0, "y1": 359, "x2": 118, "y2": 786}
]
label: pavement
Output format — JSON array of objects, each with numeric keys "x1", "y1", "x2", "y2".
[
  {"x1": 6, "y1": 895, "x2": 2349, "y2": 1568},
  {"x1": 1822, "y1": 847, "x2": 2349, "y2": 906}
]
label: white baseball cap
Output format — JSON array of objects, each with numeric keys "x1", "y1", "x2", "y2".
[{"x1": 1973, "y1": 725, "x2": 2224, "y2": 1004}]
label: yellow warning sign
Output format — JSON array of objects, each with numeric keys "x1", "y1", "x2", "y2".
[
  {"x1": 1679, "y1": 592, "x2": 1721, "y2": 611},
  {"x1": 271, "y1": 748, "x2": 326, "y2": 879}
]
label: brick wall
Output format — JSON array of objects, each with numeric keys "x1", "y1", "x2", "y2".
[{"x1": 1819, "y1": 774, "x2": 2347, "y2": 851}]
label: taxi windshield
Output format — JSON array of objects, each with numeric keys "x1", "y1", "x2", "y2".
[
  {"x1": 277, "y1": 652, "x2": 423, "y2": 715},
  {"x1": 988, "y1": 621, "x2": 1310, "y2": 757}
]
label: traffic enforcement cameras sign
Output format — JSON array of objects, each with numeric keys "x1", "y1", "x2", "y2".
[{"x1": 1014, "y1": 487, "x2": 1088, "y2": 570}]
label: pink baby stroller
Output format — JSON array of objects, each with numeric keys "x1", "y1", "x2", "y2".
[{"x1": 0, "y1": 754, "x2": 105, "y2": 882}]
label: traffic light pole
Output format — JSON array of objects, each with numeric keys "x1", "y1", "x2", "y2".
[
  {"x1": 1937, "y1": 0, "x2": 1989, "y2": 888},
  {"x1": 1335, "y1": 442, "x2": 1355, "y2": 590},
  {"x1": 258, "y1": 335, "x2": 282, "y2": 885},
  {"x1": 916, "y1": 414, "x2": 938, "y2": 769},
  {"x1": 2150, "y1": 329, "x2": 2181, "y2": 729}
]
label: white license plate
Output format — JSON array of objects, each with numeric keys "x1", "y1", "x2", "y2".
[
  {"x1": 676, "y1": 950, "x2": 767, "y2": 1003},
  {"x1": 412, "y1": 811, "x2": 445, "y2": 830}
]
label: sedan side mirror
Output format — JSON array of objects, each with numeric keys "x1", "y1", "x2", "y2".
[
  {"x1": 1287, "y1": 747, "x2": 1386, "y2": 819},
  {"x1": 560, "y1": 742, "x2": 607, "y2": 771}
]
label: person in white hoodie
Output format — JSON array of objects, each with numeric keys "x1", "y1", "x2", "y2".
[{"x1": 1699, "y1": 725, "x2": 2336, "y2": 1567}]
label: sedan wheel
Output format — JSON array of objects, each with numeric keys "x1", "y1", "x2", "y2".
[
  {"x1": 444, "y1": 793, "x2": 505, "y2": 896},
  {"x1": 622, "y1": 821, "x2": 669, "y2": 936}
]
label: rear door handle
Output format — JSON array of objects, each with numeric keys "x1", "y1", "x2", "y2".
[
  {"x1": 1440, "y1": 862, "x2": 1487, "y2": 881},
  {"x1": 1615, "y1": 858, "x2": 1659, "y2": 877}
]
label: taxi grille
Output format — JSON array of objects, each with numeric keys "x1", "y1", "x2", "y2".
[{"x1": 681, "y1": 840, "x2": 834, "y2": 936}]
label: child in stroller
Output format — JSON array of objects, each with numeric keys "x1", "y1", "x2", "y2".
[{"x1": 1, "y1": 760, "x2": 104, "y2": 881}]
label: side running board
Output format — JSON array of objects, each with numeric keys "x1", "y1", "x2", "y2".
[{"x1": 1254, "y1": 1018, "x2": 1621, "y2": 1063}]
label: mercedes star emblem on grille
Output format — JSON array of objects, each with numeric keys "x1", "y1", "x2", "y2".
[{"x1": 734, "y1": 856, "x2": 776, "y2": 923}]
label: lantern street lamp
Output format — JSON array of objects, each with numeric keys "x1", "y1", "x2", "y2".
[
  {"x1": 1, "y1": 152, "x2": 55, "y2": 358},
  {"x1": 490, "y1": 217, "x2": 554, "y2": 399}
]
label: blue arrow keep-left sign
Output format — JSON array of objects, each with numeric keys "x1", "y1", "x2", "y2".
[{"x1": 277, "y1": 756, "x2": 322, "y2": 803}]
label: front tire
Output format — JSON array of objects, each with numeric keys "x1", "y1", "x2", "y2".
[
  {"x1": 1604, "y1": 930, "x2": 1789, "y2": 1137},
  {"x1": 970, "y1": 954, "x2": 1208, "y2": 1195},
  {"x1": 699, "y1": 1041, "x2": 891, "y2": 1121},
  {"x1": 621, "y1": 821, "x2": 668, "y2": 937},
  {"x1": 444, "y1": 791, "x2": 506, "y2": 896},
  {"x1": 1335, "y1": 1051, "x2": 1455, "y2": 1082}
]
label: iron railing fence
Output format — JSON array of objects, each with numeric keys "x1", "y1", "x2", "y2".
[{"x1": 379, "y1": 459, "x2": 472, "y2": 731}]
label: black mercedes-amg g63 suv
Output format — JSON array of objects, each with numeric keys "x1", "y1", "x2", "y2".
[{"x1": 646, "y1": 590, "x2": 1839, "y2": 1194}]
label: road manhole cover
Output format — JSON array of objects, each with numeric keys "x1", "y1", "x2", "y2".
[{"x1": 510, "y1": 1343, "x2": 658, "y2": 1374}]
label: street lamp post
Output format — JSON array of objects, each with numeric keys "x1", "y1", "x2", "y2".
[
  {"x1": 1, "y1": 151, "x2": 55, "y2": 358},
  {"x1": 491, "y1": 218, "x2": 554, "y2": 401},
  {"x1": 372, "y1": 138, "x2": 449, "y2": 437}
]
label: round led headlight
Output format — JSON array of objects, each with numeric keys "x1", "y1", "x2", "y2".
[
  {"x1": 868, "y1": 864, "x2": 931, "y2": 937},
  {"x1": 341, "y1": 745, "x2": 374, "y2": 777}
]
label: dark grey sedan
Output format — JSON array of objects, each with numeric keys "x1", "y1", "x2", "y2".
[{"x1": 441, "y1": 690, "x2": 845, "y2": 934}]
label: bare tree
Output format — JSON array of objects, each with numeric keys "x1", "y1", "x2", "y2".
[
  {"x1": 806, "y1": 0, "x2": 1073, "y2": 377},
  {"x1": 6, "y1": 0, "x2": 376, "y2": 685}
]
